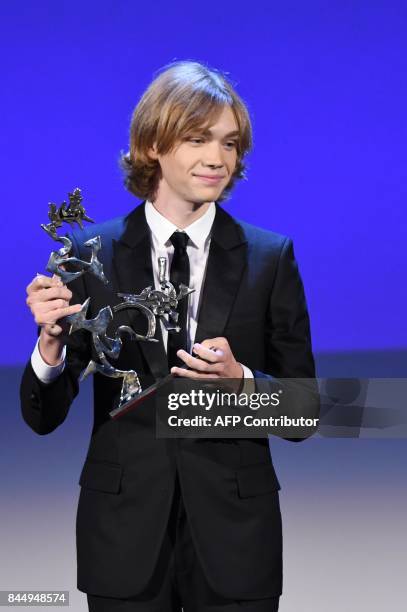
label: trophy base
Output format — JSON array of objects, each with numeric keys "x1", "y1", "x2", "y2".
[{"x1": 109, "y1": 374, "x2": 173, "y2": 419}]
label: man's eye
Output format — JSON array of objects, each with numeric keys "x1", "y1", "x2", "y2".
[
  {"x1": 225, "y1": 141, "x2": 237, "y2": 149},
  {"x1": 189, "y1": 137, "x2": 204, "y2": 144}
]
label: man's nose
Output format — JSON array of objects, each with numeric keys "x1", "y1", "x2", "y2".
[{"x1": 202, "y1": 142, "x2": 225, "y2": 168}]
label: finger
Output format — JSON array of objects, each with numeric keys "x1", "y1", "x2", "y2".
[
  {"x1": 35, "y1": 303, "x2": 82, "y2": 324},
  {"x1": 44, "y1": 323, "x2": 63, "y2": 337},
  {"x1": 192, "y1": 343, "x2": 223, "y2": 363},
  {"x1": 201, "y1": 337, "x2": 228, "y2": 350},
  {"x1": 26, "y1": 274, "x2": 55, "y2": 293},
  {"x1": 27, "y1": 286, "x2": 73, "y2": 305},
  {"x1": 39, "y1": 299, "x2": 70, "y2": 314},
  {"x1": 44, "y1": 286, "x2": 72, "y2": 300},
  {"x1": 52, "y1": 272, "x2": 65, "y2": 283},
  {"x1": 171, "y1": 366, "x2": 218, "y2": 380},
  {"x1": 176, "y1": 349, "x2": 219, "y2": 373}
]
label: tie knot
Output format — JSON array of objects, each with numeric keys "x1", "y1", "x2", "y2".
[{"x1": 170, "y1": 231, "x2": 189, "y2": 253}]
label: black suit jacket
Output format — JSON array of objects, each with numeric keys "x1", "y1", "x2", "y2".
[{"x1": 20, "y1": 202, "x2": 316, "y2": 600}]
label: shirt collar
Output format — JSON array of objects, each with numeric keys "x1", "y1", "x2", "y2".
[{"x1": 144, "y1": 200, "x2": 216, "y2": 249}]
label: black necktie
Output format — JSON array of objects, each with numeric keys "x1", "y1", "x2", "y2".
[{"x1": 167, "y1": 231, "x2": 190, "y2": 369}]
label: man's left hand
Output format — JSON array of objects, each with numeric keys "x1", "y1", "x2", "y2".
[{"x1": 171, "y1": 337, "x2": 243, "y2": 379}]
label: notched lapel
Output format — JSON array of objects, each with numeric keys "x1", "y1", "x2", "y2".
[
  {"x1": 110, "y1": 205, "x2": 168, "y2": 379},
  {"x1": 195, "y1": 206, "x2": 248, "y2": 344}
]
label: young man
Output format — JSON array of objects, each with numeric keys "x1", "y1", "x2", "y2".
[{"x1": 21, "y1": 61, "x2": 316, "y2": 612}]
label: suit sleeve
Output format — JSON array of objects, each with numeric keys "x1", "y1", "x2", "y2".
[
  {"x1": 20, "y1": 236, "x2": 92, "y2": 435},
  {"x1": 254, "y1": 237, "x2": 315, "y2": 380},
  {"x1": 253, "y1": 237, "x2": 319, "y2": 440}
]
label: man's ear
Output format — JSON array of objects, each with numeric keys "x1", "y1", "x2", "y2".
[{"x1": 149, "y1": 143, "x2": 159, "y2": 160}]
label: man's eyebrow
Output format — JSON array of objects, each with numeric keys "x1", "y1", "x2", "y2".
[{"x1": 199, "y1": 128, "x2": 240, "y2": 138}]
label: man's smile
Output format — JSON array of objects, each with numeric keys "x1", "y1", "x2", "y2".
[{"x1": 192, "y1": 174, "x2": 226, "y2": 184}]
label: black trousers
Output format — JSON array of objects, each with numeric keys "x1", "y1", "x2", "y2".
[{"x1": 87, "y1": 473, "x2": 280, "y2": 612}]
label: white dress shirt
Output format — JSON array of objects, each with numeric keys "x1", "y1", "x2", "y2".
[
  {"x1": 31, "y1": 200, "x2": 253, "y2": 383},
  {"x1": 145, "y1": 199, "x2": 214, "y2": 353}
]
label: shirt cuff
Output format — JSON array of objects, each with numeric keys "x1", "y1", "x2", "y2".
[
  {"x1": 31, "y1": 337, "x2": 66, "y2": 384},
  {"x1": 238, "y1": 363, "x2": 255, "y2": 395},
  {"x1": 240, "y1": 364, "x2": 254, "y2": 379}
]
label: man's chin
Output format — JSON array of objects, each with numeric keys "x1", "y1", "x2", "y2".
[
  {"x1": 187, "y1": 196, "x2": 215, "y2": 207},
  {"x1": 187, "y1": 189, "x2": 225, "y2": 206}
]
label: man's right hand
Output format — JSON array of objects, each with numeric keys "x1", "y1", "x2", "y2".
[{"x1": 26, "y1": 273, "x2": 82, "y2": 365}]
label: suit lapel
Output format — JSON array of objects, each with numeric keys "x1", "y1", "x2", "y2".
[
  {"x1": 194, "y1": 205, "x2": 248, "y2": 344},
  {"x1": 111, "y1": 203, "x2": 168, "y2": 379}
]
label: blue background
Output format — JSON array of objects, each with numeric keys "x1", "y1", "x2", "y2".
[
  {"x1": 1, "y1": 0, "x2": 406, "y2": 363},
  {"x1": 1, "y1": 3, "x2": 406, "y2": 610}
]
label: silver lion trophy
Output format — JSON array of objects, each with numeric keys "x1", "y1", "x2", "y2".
[{"x1": 41, "y1": 188, "x2": 194, "y2": 419}]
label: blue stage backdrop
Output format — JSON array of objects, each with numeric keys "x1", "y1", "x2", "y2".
[
  {"x1": 1, "y1": 0, "x2": 406, "y2": 365},
  {"x1": 1, "y1": 4, "x2": 407, "y2": 612}
]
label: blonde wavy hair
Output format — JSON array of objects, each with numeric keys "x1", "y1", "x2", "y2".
[{"x1": 120, "y1": 60, "x2": 253, "y2": 203}]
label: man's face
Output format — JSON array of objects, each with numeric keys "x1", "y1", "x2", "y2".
[{"x1": 151, "y1": 105, "x2": 239, "y2": 206}]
